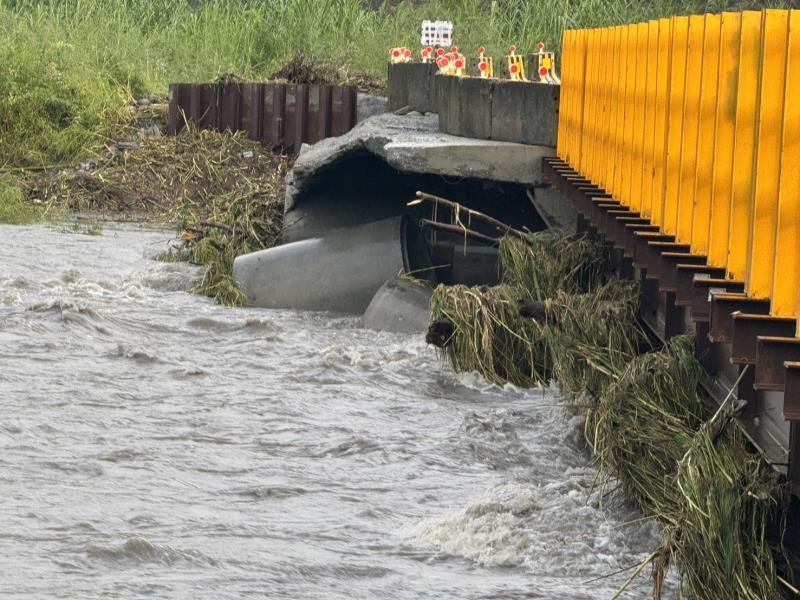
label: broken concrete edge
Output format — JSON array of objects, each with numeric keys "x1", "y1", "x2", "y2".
[
  {"x1": 286, "y1": 112, "x2": 556, "y2": 216},
  {"x1": 357, "y1": 93, "x2": 388, "y2": 123}
]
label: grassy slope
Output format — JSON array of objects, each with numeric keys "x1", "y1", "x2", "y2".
[{"x1": 0, "y1": 0, "x2": 792, "y2": 206}]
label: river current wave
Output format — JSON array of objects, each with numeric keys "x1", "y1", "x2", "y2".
[{"x1": 0, "y1": 223, "x2": 675, "y2": 599}]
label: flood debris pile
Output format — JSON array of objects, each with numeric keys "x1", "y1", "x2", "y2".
[
  {"x1": 428, "y1": 231, "x2": 618, "y2": 388},
  {"x1": 270, "y1": 53, "x2": 386, "y2": 94},
  {"x1": 428, "y1": 232, "x2": 791, "y2": 599},
  {"x1": 429, "y1": 284, "x2": 550, "y2": 387},
  {"x1": 545, "y1": 278, "x2": 643, "y2": 401},
  {"x1": 591, "y1": 336, "x2": 787, "y2": 599},
  {"x1": 28, "y1": 126, "x2": 287, "y2": 305}
]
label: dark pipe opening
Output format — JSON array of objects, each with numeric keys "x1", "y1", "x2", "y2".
[
  {"x1": 285, "y1": 152, "x2": 547, "y2": 241},
  {"x1": 284, "y1": 152, "x2": 547, "y2": 286}
]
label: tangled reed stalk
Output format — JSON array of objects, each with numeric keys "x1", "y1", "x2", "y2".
[
  {"x1": 428, "y1": 232, "x2": 791, "y2": 599},
  {"x1": 664, "y1": 428, "x2": 785, "y2": 600},
  {"x1": 545, "y1": 279, "x2": 645, "y2": 401},
  {"x1": 430, "y1": 285, "x2": 550, "y2": 387},
  {"x1": 499, "y1": 231, "x2": 607, "y2": 299},
  {"x1": 430, "y1": 232, "x2": 608, "y2": 386}
]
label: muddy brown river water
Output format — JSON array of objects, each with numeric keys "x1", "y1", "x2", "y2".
[{"x1": 0, "y1": 223, "x2": 676, "y2": 599}]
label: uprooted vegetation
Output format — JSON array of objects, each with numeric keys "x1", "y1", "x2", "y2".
[
  {"x1": 428, "y1": 231, "x2": 793, "y2": 599},
  {"x1": 26, "y1": 125, "x2": 287, "y2": 306},
  {"x1": 269, "y1": 53, "x2": 386, "y2": 94}
]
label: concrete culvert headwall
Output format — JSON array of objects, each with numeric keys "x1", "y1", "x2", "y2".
[
  {"x1": 234, "y1": 112, "x2": 573, "y2": 316},
  {"x1": 282, "y1": 113, "x2": 564, "y2": 245}
]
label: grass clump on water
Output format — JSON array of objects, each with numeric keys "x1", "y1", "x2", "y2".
[
  {"x1": 588, "y1": 335, "x2": 708, "y2": 516},
  {"x1": 430, "y1": 284, "x2": 551, "y2": 387},
  {"x1": 590, "y1": 336, "x2": 787, "y2": 599},
  {"x1": 430, "y1": 232, "x2": 608, "y2": 387},
  {"x1": 545, "y1": 279, "x2": 645, "y2": 401}
]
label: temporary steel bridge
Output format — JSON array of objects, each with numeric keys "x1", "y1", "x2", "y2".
[{"x1": 547, "y1": 9, "x2": 800, "y2": 490}]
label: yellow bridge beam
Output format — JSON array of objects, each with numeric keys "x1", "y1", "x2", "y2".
[{"x1": 558, "y1": 7, "x2": 800, "y2": 326}]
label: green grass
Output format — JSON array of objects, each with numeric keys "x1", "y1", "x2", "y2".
[
  {"x1": 0, "y1": 177, "x2": 39, "y2": 223},
  {"x1": 0, "y1": 0, "x2": 791, "y2": 172}
]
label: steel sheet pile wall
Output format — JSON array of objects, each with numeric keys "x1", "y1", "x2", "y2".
[
  {"x1": 168, "y1": 82, "x2": 357, "y2": 157},
  {"x1": 553, "y1": 9, "x2": 800, "y2": 479}
]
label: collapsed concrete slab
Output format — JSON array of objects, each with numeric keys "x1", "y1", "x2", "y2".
[{"x1": 284, "y1": 113, "x2": 557, "y2": 242}]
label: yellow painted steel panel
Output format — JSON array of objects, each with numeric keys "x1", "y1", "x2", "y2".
[
  {"x1": 603, "y1": 27, "x2": 622, "y2": 193},
  {"x1": 676, "y1": 14, "x2": 705, "y2": 245},
  {"x1": 557, "y1": 29, "x2": 568, "y2": 158},
  {"x1": 640, "y1": 20, "x2": 660, "y2": 218},
  {"x1": 630, "y1": 22, "x2": 648, "y2": 210},
  {"x1": 651, "y1": 18, "x2": 673, "y2": 227},
  {"x1": 664, "y1": 16, "x2": 689, "y2": 235},
  {"x1": 727, "y1": 11, "x2": 763, "y2": 281},
  {"x1": 690, "y1": 13, "x2": 722, "y2": 255},
  {"x1": 585, "y1": 29, "x2": 598, "y2": 181},
  {"x1": 575, "y1": 29, "x2": 589, "y2": 171},
  {"x1": 589, "y1": 28, "x2": 610, "y2": 183},
  {"x1": 562, "y1": 29, "x2": 575, "y2": 161},
  {"x1": 582, "y1": 29, "x2": 597, "y2": 180},
  {"x1": 612, "y1": 26, "x2": 629, "y2": 199},
  {"x1": 594, "y1": 28, "x2": 609, "y2": 187},
  {"x1": 556, "y1": 30, "x2": 567, "y2": 157},
  {"x1": 621, "y1": 24, "x2": 638, "y2": 206},
  {"x1": 595, "y1": 28, "x2": 609, "y2": 183},
  {"x1": 746, "y1": 9, "x2": 789, "y2": 299},
  {"x1": 708, "y1": 12, "x2": 742, "y2": 270},
  {"x1": 771, "y1": 9, "x2": 800, "y2": 317},
  {"x1": 605, "y1": 26, "x2": 621, "y2": 194},
  {"x1": 605, "y1": 26, "x2": 615, "y2": 190},
  {"x1": 562, "y1": 29, "x2": 577, "y2": 162},
  {"x1": 569, "y1": 29, "x2": 581, "y2": 164}
]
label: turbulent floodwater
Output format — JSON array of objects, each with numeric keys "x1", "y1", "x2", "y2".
[{"x1": 1, "y1": 223, "x2": 675, "y2": 599}]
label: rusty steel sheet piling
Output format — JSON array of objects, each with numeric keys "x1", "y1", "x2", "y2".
[{"x1": 168, "y1": 82, "x2": 357, "y2": 157}]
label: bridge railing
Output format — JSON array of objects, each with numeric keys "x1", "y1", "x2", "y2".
[{"x1": 558, "y1": 10, "x2": 800, "y2": 333}]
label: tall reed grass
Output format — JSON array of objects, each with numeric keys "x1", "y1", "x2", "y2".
[{"x1": 0, "y1": 0, "x2": 787, "y2": 170}]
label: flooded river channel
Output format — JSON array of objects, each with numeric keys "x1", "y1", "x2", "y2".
[{"x1": 0, "y1": 224, "x2": 673, "y2": 599}]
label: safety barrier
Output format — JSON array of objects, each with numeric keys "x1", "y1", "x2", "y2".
[
  {"x1": 557, "y1": 10, "x2": 800, "y2": 408},
  {"x1": 168, "y1": 82, "x2": 358, "y2": 157}
]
